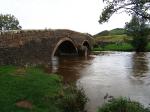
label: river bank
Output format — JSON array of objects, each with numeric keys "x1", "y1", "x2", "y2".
[
  {"x1": 1, "y1": 65, "x2": 150, "y2": 112},
  {"x1": 92, "y1": 43, "x2": 150, "y2": 52},
  {"x1": 0, "y1": 66, "x2": 87, "y2": 112}
]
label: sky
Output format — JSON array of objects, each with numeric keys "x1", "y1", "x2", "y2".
[{"x1": 0, "y1": 0, "x2": 131, "y2": 35}]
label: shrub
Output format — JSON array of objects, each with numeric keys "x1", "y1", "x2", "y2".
[
  {"x1": 58, "y1": 84, "x2": 88, "y2": 112},
  {"x1": 98, "y1": 97, "x2": 150, "y2": 112}
]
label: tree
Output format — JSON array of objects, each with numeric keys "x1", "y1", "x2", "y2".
[
  {"x1": 0, "y1": 14, "x2": 22, "y2": 31},
  {"x1": 99, "y1": 0, "x2": 150, "y2": 52},
  {"x1": 99, "y1": 0, "x2": 150, "y2": 24},
  {"x1": 125, "y1": 15, "x2": 149, "y2": 51}
]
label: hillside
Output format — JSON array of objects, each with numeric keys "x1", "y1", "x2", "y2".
[
  {"x1": 94, "y1": 28, "x2": 125, "y2": 37},
  {"x1": 94, "y1": 28, "x2": 131, "y2": 43}
]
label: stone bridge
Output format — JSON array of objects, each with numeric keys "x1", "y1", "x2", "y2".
[{"x1": 0, "y1": 29, "x2": 94, "y2": 65}]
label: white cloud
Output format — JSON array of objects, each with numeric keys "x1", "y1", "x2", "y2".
[{"x1": 0, "y1": 0, "x2": 131, "y2": 34}]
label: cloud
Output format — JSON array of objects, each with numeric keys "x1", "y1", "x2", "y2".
[{"x1": 0, "y1": 0, "x2": 131, "y2": 34}]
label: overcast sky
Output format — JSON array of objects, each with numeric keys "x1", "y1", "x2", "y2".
[{"x1": 1, "y1": 0, "x2": 131, "y2": 34}]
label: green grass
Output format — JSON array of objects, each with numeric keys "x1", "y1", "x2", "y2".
[
  {"x1": 146, "y1": 43, "x2": 150, "y2": 51},
  {"x1": 93, "y1": 43, "x2": 134, "y2": 51},
  {"x1": 94, "y1": 28, "x2": 125, "y2": 37},
  {"x1": 94, "y1": 32, "x2": 150, "y2": 52},
  {"x1": 98, "y1": 97, "x2": 150, "y2": 112},
  {"x1": 0, "y1": 66, "x2": 87, "y2": 112},
  {"x1": 109, "y1": 28, "x2": 125, "y2": 35},
  {"x1": 95, "y1": 34, "x2": 131, "y2": 43}
]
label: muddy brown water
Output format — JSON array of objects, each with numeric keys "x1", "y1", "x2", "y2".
[{"x1": 48, "y1": 52, "x2": 150, "y2": 112}]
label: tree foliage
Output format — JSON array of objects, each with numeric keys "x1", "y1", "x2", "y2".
[
  {"x1": 99, "y1": 0, "x2": 150, "y2": 23},
  {"x1": 0, "y1": 14, "x2": 21, "y2": 31},
  {"x1": 99, "y1": 0, "x2": 150, "y2": 52},
  {"x1": 125, "y1": 15, "x2": 149, "y2": 51}
]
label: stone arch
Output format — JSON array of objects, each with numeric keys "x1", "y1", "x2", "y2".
[
  {"x1": 52, "y1": 38, "x2": 78, "y2": 57},
  {"x1": 82, "y1": 40, "x2": 91, "y2": 50}
]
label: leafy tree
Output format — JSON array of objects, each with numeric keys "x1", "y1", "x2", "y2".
[
  {"x1": 0, "y1": 14, "x2": 22, "y2": 31},
  {"x1": 125, "y1": 15, "x2": 149, "y2": 51},
  {"x1": 99, "y1": 0, "x2": 150, "y2": 52},
  {"x1": 99, "y1": 0, "x2": 150, "y2": 24}
]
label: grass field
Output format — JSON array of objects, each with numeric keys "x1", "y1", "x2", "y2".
[
  {"x1": 93, "y1": 42, "x2": 150, "y2": 52},
  {"x1": 93, "y1": 32, "x2": 150, "y2": 52},
  {"x1": 94, "y1": 34, "x2": 131, "y2": 43},
  {"x1": 0, "y1": 66, "x2": 87, "y2": 112},
  {"x1": 93, "y1": 43, "x2": 134, "y2": 51}
]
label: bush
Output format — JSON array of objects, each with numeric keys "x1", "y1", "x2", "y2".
[
  {"x1": 98, "y1": 97, "x2": 150, "y2": 112},
  {"x1": 104, "y1": 43, "x2": 133, "y2": 51},
  {"x1": 131, "y1": 36, "x2": 148, "y2": 52},
  {"x1": 58, "y1": 84, "x2": 88, "y2": 112}
]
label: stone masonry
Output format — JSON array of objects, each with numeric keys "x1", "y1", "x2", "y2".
[{"x1": 0, "y1": 29, "x2": 94, "y2": 65}]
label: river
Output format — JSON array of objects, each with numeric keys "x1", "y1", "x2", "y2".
[{"x1": 48, "y1": 52, "x2": 150, "y2": 112}]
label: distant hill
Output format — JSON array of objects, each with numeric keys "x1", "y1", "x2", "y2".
[
  {"x1": 94, "y1": 28, "x2": 130, "y2": 43},
  {"x1": 109, "y1": 28, "x2": 125, "y2": 35},
  {"x1": 94, "y1": 27, "x2": 150, "y2": 43},
  {"x1": 94, "y1": 28, "x2": 125, "y2": 37}
]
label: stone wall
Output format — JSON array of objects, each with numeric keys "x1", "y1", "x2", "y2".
[{"x1": 0, "y1": 29, "x2": 94, "y2": 65}]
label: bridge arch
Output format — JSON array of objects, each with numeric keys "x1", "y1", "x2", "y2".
[
  {"x1": 82, "y1": 40, "x2": 91, "y2": 50},
  {"x1": 52, "y1": 38, "x2": 78, "y2": 57}
]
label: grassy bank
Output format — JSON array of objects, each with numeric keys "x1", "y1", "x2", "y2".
[
  {"x1": 1, "y1": 66, "x2": 150, "y2": 112},
  {"x1": 93, "y1": 29, "x2": 150, "y2": 52},
  {"x1": 94, "y1": 34, "x2": 130, "y2": 43},
  {"x1": 0, "y1": 66, "x2": 87, "y2": 112},
  {"x1": 98, "y1": 97, "x2": 150, "y2": 112},
  {"x1": 93, "y1": 42, "x2": 150, "y2": 52},
  {"x1": 93, "y1": 43, "x2": 134, "y2": 51},
  {"x1": 93, "y1": 31, "x2": 134, "y2": 51}
]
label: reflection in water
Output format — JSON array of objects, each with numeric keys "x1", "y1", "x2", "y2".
[
  {"x1": 128, "y1": 52, "x2": 150, "y2": 109},
  {"x1": 51, "y1": 57, "x2": 59, "y2": 73},
  {"x1": 48, "y1": 56, "x2": 94, "y2": 82},
  {"x1": 47, "y1": 52, "x2": 150, "y2": 112},
  {"x1": 131, "y1": 52, "x2": 149, "y2": 77}
]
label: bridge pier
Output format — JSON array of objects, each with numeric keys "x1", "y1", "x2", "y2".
[{"x1": 78, "y1": 46, "x2": 89, "y2": 57}]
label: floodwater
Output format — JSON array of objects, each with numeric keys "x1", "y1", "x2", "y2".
[{"x1": 48, "y1": 52, "x2": 150, "y2": 112}]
